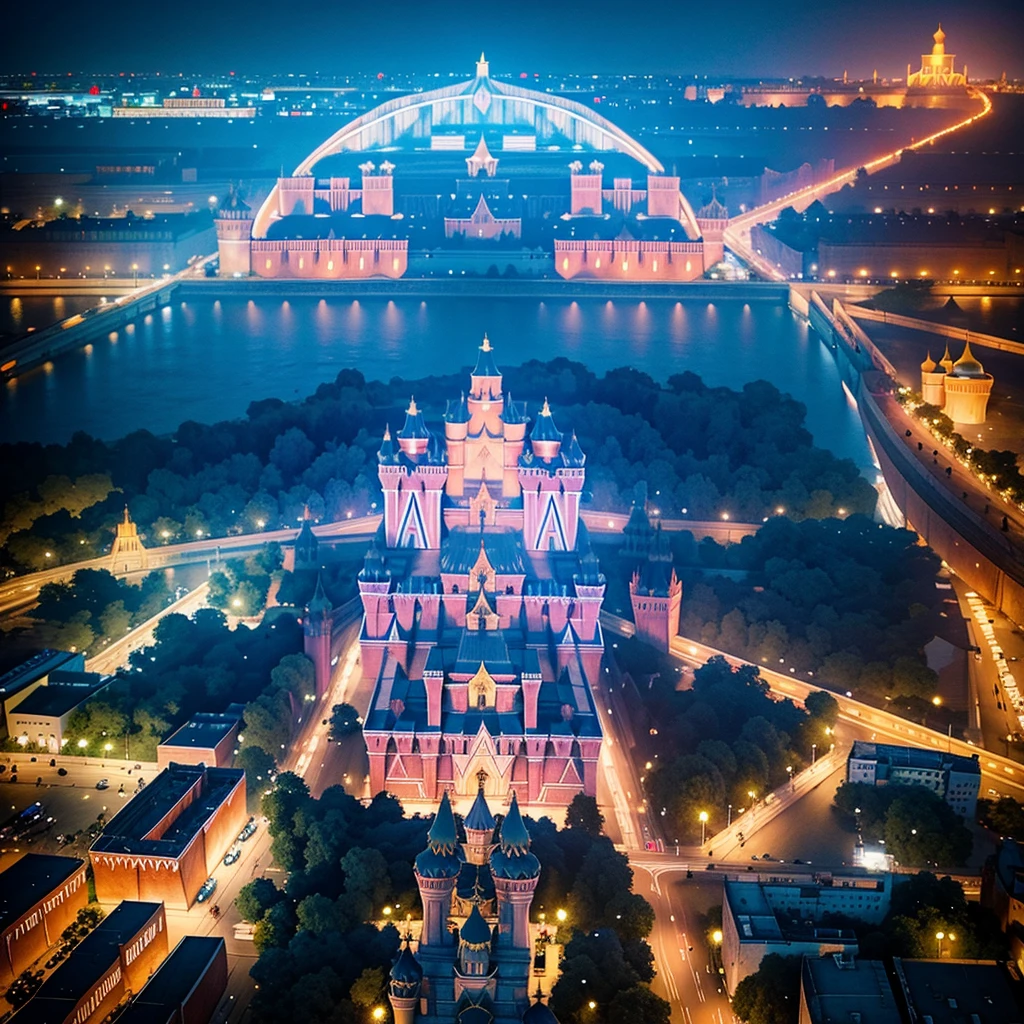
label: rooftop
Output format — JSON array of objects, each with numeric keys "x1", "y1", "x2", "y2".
[
  {"x1": 894, "y1": 958, "x2": 1023, "y2": 1024},
  {"x1": 14, "y1": 901, "x2": 162, "y2": 1022},
  {"x1": 0, "y1": 651, "x2": 81, "y2": 702},
  {"x1": 159, "y1": 711, "x2": 242, "y2": 751},
  {"x1": 90, "y1": 763, "x2": 244, "y2": 860},
  {"x1": 11, "y1": 673, "x2": 108, "y2": 719},
  {"x1": 114, "y1": 936, "x2": 225, "y2": 1024},
  {"x1": 849, "y1": 741, "x2": 981, "y2": 776},
  {"x1": 0, "y1": 855, "x2": 84, "y2": 934},
  {"x1": 801, "y1": 956, "x2": 902, "y2": 1024}
]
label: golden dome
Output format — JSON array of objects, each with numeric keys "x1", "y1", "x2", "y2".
[
  {"x1": 932, "y1": 23, "x2": 946, "y2": 53},
  {"x1": 920, "y1": 351, "x2": 938, "y2": 373},
  {"x1": 939, "y1": 344, "x2": 955, "y2": 373},
  {"x1": 951, "y1": 339, "x2": 986, "y2": 378}
]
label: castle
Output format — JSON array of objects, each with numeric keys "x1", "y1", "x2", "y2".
[
  {"x1": 357, "y1": 335, "x2": 605, "y2": 808},
  {"x1": 388, "y1": 789, "x2": 561, "y2": 1024},
  {"x1": 920, "y1": 340, "x2": 994, "y2": 424}
]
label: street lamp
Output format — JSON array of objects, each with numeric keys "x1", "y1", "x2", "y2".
[
  {"x1": 712, "y1": 930, "x2": 723, "y2": 945},
  {"x1": 132, "y1": 262, "x2": 139, "y2": 287},
  {"x1": 699, "y1": 810, "x2": 709, "y2": 846},
  {"x1": 77, "y1": 738, "x2": 88, "y2": 749},
  {"x1": 372, "y1": 1009, "x2": 385, "y2": 1022},
  {"x1": 727, "y1": 804, "x2": 733, "y2": 827},
  {"x1": 811, "y1": 743, "x2": 817, "y2": 764},
  {"x1": 556, "y1": 909, "x2": 567, "y2": 923},
  {"x1": 935, "y1": 930, "x2": 944, "y2": 958}
]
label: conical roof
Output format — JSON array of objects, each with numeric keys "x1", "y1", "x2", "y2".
[
  {"x1": 445, "y1": 392, "x2": 471, "y2": 424},
  {"x1": 460, "y1": 904, "x2": 492, "y2": 947},
  {"x1": 951, "y1": 339, "x2": 986, "y2": 378},
  {"x1": 359, "y1": 537, "x2": 391, "y2": 583},
  {"x1": 530, "y1": 399, "x2": 562, "y2": 443},
  {"x1": 473, "y1": 334, "x2": 501, "y2": 378},
  {"x1": 428, "y1": 790, "x2": 459, "y2": 853},
  {"x1": 465, "y1": 786, "x2": 497, "y2": 833},
  {"x1": 390, "y1": 942, "x2": 423, "y2": 984},
  {"x1": 523, "y1": 996, "x2": 560, "y2": 1024},
  {"x1": 306, "y1": 573, "x2": 332, "y2": 616},
  {"x1": 563, "y1": 431, "x2": 585, "y2": 467},
  {"x1": 939, "y1": 344, "x2": 955, "y2": 373},
  {"x1": 398, "y1": 398, "x2": 430, "y2": 439},
  {"x1": 504, "y1": 391, "x2": 529, "y2": 425},
  {"x1": 378, "y1": 424, "x2": 398, "y2": 462},
  {"x1": 498, "y1": 792, "x2": 531, "y2": 854}
]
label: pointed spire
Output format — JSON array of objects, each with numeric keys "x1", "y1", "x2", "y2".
[
  {"x1": 427, "y1": 791, "x2": 459, "y2": 855},
  {"x1": 123, "y1": 505, "x2": 132, "y2": 525},
  {"x1": 407, "y1": 396, "x2": 419, "y2": 417},
  {"x1": 473, "y1": 333, "x2": 501, "y2": 377},
  {"x1": 563, "y1": 430, "x2": 585, "y2": 467},
  {"x1": 530, "y1": 397, "x2": 562, "y2": 444},
  {"x1": 920, "y1": 350, "x2": 937, "y2": 373},
  {"x1": 499, "y1": 792, "x2": 531, "y2": 854},
  {"x1": 378, "y1": 423, "x2": 398, "y2": 462},
  {"x1": 465, "y1": 784, "x2": 497, "y2": 833},
  {"x1": 939, "y1": 343, "x2": 954, "y2": 373},
  {"x1": 460, "y1": 903, "x2": 492, "y2": 947},
  {"x1": 481, "y1": 332, "x2": 492, "y2": 352},
  {"x1": 306, "y1": 571, "x2": 332, "y2": 616}
]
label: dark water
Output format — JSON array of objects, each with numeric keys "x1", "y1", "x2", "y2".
[
  {"x1": 2, "y1": 295, "x2": 102, "y2": 336},
  {"x1": 0, "y1": 295, "x2": 871, "y2": 467}
]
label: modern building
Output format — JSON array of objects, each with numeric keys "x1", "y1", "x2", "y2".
[
  {"x1": 114, "y1": 935, "x2": 228, "y2": 1024},
  {"x1": 156, "y1": 706, "x2": 244, "y2": 769},
  {"x1": 11, "y1": 901, "x2": 168, "y2": 1024},
  {"x1": 387, "y1": 789, "x2": 562, "y2": 1023},
  {"x1": 357, "y1": 335, "x2": 604, "y2": 808},
  {"x1": 0, "y1": 651, "x2": 84, "y2": 737},
  {"x1": 0, "y1": 855, "x2": 88, "y2": 986},
  {"x1": 90, "y1": 763, "x2": 246, "y2": 909},
  {"x1": 217, "y1": 56, "x2": 718, "y2": 282},
  {"x1": 113, "y1": 96, "x2": 255, "y2": 118},
  {"x1": 8, "y1": 671, "x2": 111, "y2": 753},
  {"x1": 981, "y1": 838, "x2": 1024, "y2": 969},
  {"x1": 891, "y1": 958, "x2": 1022, "y2": 1024},
  {"x1": 798, "y1": 955, "x2": 902, "y2": 1024},
  {"x1": 846, "y1": 741, "x2": 981, "y2": 818},
  {"x1": 919, "y1": 341, "x2": 995, "y2": 425},
  {"x1": 722, "y1": 875, "x2": 895, "y2": 994}
]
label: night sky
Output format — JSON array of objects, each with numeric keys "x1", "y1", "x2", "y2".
[{"x1": 3, "y1": 0, "x2": 1023, "y2": 79}]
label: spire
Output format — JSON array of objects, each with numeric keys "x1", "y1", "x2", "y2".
[
  {"x1": 473, "y1": 334, "x2": 501, "y2": 378},
  {"x1": 476, "y1": 52, "x2": 489, "y2": 78},
  {"x1": 465, "y1": 785, "x2": 497, "y2": 833},
  {"x1": 306, "y1": 572, "x2": 332, "y2": 616},
  {"x1": 920, "y1": 351, "x2": 937, "y2": 373},
  {"x1": 123, "y1": 505, "x2": 132, "y2": 525},
  {"x1": 530, "y1": 398, "x2": 562, "y2": 443},
  {"x1": 378, "y1": 423, "x2": 398, "y2": 462},
  {"x1": 498, "y1": 792, "x2": 531, "y2": 855},
  {"x1": 952, "y1": 338, "x2": 985, "y2": 378},
  {"x1": 427, "y1": 791, "x2": 459, "y2": 855},
  {"x1": 939, "y1": 344, "x2": 954, "y2": 374},
  {"x1": 460, "y1": 903, "x2": 492, "y2": 948},
  {"x1": 407, "y1": 397, "x2": 419, "y2": 417},
  {"x1": 444, "y1": 392, "x2": 470, "y2": 424},
  {"x1": 563, "y1": 431, "x2": 585, "y2": 467},
  {"x1": 398, "y1": 397, "x2": 430, "y2": 440}
]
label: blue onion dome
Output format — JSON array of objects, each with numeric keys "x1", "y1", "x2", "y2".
[
  {"x1": 473, "y1": 334, "x2": 501, "y2": 377},
  {"x1": 460, "y1": 904, "x2": 493, "y2": 948},
  {"x1": 390, "y1": 942, "x2": 423, "y2": 987},
  {"x1": 489, "y1": 792, "x2": 540, "y2": 880},
  {"x1": 398, "y1": 397, "x2": 430, "y2": 440},
  {"x1": 530, "y1": 399, "x2": 562, "y2": 443},
  {"x1": 562, "y1": 431, "x2": 585, "y2": 467},
  {"x1": 415, "y1": 791, "x2": 463, "y2": 878},
  {"x1": 951, "y1": 340, "x2": 986, "y2": 378},
  {"x1": 378, "y1": 424, "x2": 398, "y2": 462},
  {"x1": 464, "y1": 785, "x2": 497, "y2": 834},
  {"x1": 305, "y1": 573, "x2": 332, "y2": 616},
  {"x1": 445, "y1": 392, "x2": 471, "y2": 424},
  {"x1": 522, "y1": 998, "x2": 560, "y2": 1024}
]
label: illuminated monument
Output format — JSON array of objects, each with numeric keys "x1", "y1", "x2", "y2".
[
  {"x1": 359, "y1": 335, "x2": 604, "y2": 808},
  {"x1": 388, "y1": 790, "x2": 561, "y2": 1023},
  {"x1": 919, "y1": 341, "x2": 994, "y2": 424},
  {"x1": 219, "y1": 56, "x2": 714, "y2": 281},
  {"x1": 908, "y1": 24, "x2": 968, "y2": 90}
]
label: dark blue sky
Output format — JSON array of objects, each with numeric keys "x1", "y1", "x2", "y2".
[{"x1": 4, "y1": 0, "x2": 1022, "y2": 78}]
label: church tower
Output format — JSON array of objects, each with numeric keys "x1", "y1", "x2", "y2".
[
  {"x1": 518, "y1": 403, "x2": 585, "y2": 553},
  {"x1": 110, "y1": 506, "x2": 147, "y2": 574},
  {"x1": 214, "y1": 186, "x2": 253, "y2": 277},
  {"x1": 303, "y1": 573, "x2": 333, "y2": 698},
  {"x1": 378, "y1": 405, "x2": 449, "y2": 550}
]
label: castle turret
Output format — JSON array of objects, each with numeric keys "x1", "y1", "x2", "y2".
[
  {"x1": 285, "y1": 504, "x2": 319, "y2": 572},
  {"x1": 458, "y1": 903, "x2": 494, "y2": 978},
  {"x1": 489, "y1": 793, "x2": 540, "y2": 954},
  {"x1": 303, "y1": 573, "x2": 333, "y2": 698},
  {"x1": 920, "y1": 350, "x2": 947, "y2": 407},
  {"x1": 388, "y1": 941, "x2": 423, "y2": 1024},
  {"x1": 414, "y1": 792, "x2": 463, "y2": 950},
  {"x1": 214, "y1": 186, "x2": 253, "y2": 277},
  {"x1": 943, "y1": 340, "x2": 994, "y2": 424},
  {"x1": 463, "y1": 784, "x2": 498, "y2": 865},
  {"x1": 629, "y1": 524, "x2": 682, "y2": 653},
  {"x1": 696, "y1": 189, "x2": 729, "y2": 268},
  {"x1": 110, "y1": 506, "x2": 147, "y2": 575}
]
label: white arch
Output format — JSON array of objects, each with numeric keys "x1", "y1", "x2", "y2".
[{"x1": 253, "y1": 68, "x2": 702, "y2": 239}]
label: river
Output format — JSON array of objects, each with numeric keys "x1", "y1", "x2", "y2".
[{"x1": 0, "y1": 294, "x2": 872, "y2": 467}]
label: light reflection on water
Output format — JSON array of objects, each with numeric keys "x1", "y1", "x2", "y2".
[{"x1": 0, "y1": 295, "x2": 871, "y2": 467}]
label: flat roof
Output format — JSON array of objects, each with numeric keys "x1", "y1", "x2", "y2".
[
  {"x1": 0, "y1": 651, "x2": 81, "y2": 701},
  {"x1": 114, "y1": 936, "x2": 225, "y2": 1024},
  {"x1": 90, "y1": 763, "x2": 244, "y2": 859},
  {"x1": 159, "y1": 712, "x2": 240, "y2": 751},
  {"x1": 0, "y1": 855, "x2": 85, "y2": 934},
  {"x1": 11, "y1": 675, "x2": 108, "y2": 719},
  {"x1": 895, "y1": 959, "x2": 1023, "y2": 1024},
  {"x1": 802, "y1": 956, "x2": 902, "y2": 1024},
  {"x1": 14, "y1": 902, "x2": 162, "y2": 1023},
  {"x1": 849, "y1": 741, "x2": 980, "y2": 776}
]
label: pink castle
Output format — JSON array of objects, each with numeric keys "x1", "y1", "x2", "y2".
[{"x1": 359, "y1": 336, "x2": 605, "y2": 808}]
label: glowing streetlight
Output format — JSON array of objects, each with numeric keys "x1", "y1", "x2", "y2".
[
  {"x1": 77, "y1": 738, "x2": 88, "y2": 749},
  {"x1": 372, "y1": 1009, "x2": 386, "y2": 1022},
  {"x1": 382, "y1": 906, "x2": 392, "y2": 917},
  {"x1": 935, "y1": 930, "x2": 945, "y2": 957},
  {"x1": 556, "y1": 909, "x2": 567, "y2": 923},
  {"x1": 712, "y1": 929, "x2": 723, "y2": 944},
  {"x1": 104, "y1": 743, "x2": 113, "y2": 752},
  {"x1": 588, "y1": 1002, "x2": 597, "y2": 1011},
  {"x1": 699, "y1": 810, "x2": 709, "y2": 846}
]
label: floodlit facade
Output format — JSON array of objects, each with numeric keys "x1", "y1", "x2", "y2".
[{"x1": 907, "y1": 25, "x2": 968, "y2": 90}]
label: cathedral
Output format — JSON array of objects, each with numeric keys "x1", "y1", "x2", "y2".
[
  {"x1": 388, "y1": 789, "x2": 561, "y2": 1024},
  {"x1": 359, "y1": 335, "x2": 605, "y2": 808}
]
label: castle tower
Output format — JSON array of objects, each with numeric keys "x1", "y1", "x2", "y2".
[
  {"x1": 569, "y1": 161, "x2": 603, "y2": 215},
  {"x1": 357, "y1": 534, "x2": 393, "y2": 684},
  {"x1": 629, "y1": 524, "x2": 682, "y2": 652},
  {"x1": 920, "y1": 351, "x2": 947, "y2": 407},
  {"x1": 110, "y1": 506, "x2": 147, "y2": 574},
  {"x1": 379, "y1": 405, "x2": 448, "y2": 549},
  {"x1": 283, "y1": 504, "x2": 319, "y2": 572},
  {"x1": 457, "y1": 903, "x2": 494, "y2": 981},
  {"x1": 214, "y1": 186, "x2": 253, "y2": 277},
  {"x1": 647, "y1": 174, "x2": 682, "y2": 219},
  {"x1": 387, "y1": 941, "x2": 423, "y2": 1024},
  {"x1": 463, "y1": 785, "x2": 498, "y2": 866},
  {"x1": 414, "y1": 792, "x2": 462, "y2": 958},
  {"x1": 518, "y1": 401, "x2": 585, "y2": 553},
  {"x1": 696, "y1": 189, "x2": 729, "y2": 269},
  {"x1": 303, "y1": 573, "x2": 333, "y2": 698},
  {"x1": 360, "y1": 161, "x2": 395, "y2": 217},
  {"x1": 942, "y1": 340, "x2": 994, "y2": 425}
]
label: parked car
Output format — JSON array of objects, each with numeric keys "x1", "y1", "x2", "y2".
[
  {"x1": 95, "y1": 779, "x2": 109, "y2": 791},
  {"x1": 196, "y1": 878, "x2": 217, "y2": 903},
  {"x1": 223, "y1": 846, "x2": 241, "y2": 866},
  {"x1": 238, "y1": 819, "x2": 257, "y2": 843}
]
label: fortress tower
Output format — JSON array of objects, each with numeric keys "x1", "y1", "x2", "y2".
[
  {"x1": 110, "y1": 507, "x2": 147, "y2": 574},
  {"x1": 942, "y1": 340, "x2": 994, "y2": 424},
  {"x1": 303, "y1": 574, "x2": 333, "y2": 699},
  {"x1": 920, "y1": 351, "x2": 947, "y2": 407},
  {"x1": 696, "y1": 191, "x2": 729, "y2": 268},
  {"x1": 214, "y1": 187, "x2": 253, "y2": 277}
]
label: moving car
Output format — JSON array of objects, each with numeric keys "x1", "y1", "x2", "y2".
[
  {"x1": 196, "y1": 877, "x2": 218, "y2": 903},
  {"x1": 95, "y1": 779, "x2": 109, "y2": 790},
  {"x1": 238, "y1": 819, "x2": 258, "y2": 842},
  {"x1": 223, "y1": 846, "x2": 241, "y2": 866}
]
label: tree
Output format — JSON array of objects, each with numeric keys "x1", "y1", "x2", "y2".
[
  {"x1": 804, "y1": 691, "x2": 839, "y2": 729},
  {"x1": 732, "y1": 954, "x2": 801, "y2": 1024},
  {"x1": 328, "y1": 703, "x2": 361, "y2": 740},
  {"x1": 236, "y1": 745, "x2": 278, "y2": 784},
  {"x1": 349, "y1": 967, "x2": 386, "y2": 1011},
  {"x1": 237, "y1": 878, "x2": 284, "y2": 923},
  {"x1": 608, "y1": 985, "x2": 671, "y2": 1024},
  {"x1": 252, "y1": 901, "x2": 296, "y2": 953},
  {"x1": 565, "y1": 793, "x2": 605, "y2": 837}
]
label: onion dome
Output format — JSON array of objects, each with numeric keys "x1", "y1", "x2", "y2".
[
  {"x1": 390, "y1": 942, "x2": 423, "y2": 992},
  {"x1": 563, "y1": 431, "x2": 585, "y2": 467},
  {"x1": 377, "y1": 424, "x2": 398, "y2": 463},
  {"x1": 490, "y1": 792, "x2": 540, "y2": 880},
  {"x1": 951, "y1": 339, "x2": 986, "y2": 378},
  {"x1": 398, "y1": 398, "x2": 430, "y2": 440},
  {"x1": 445, "y1": 392, "x2": 471, "y2": 424},
  {"x1": 473, "y1": 334, "x2": 501, "y2": 377},
  {"x1": 530, "y1": 399, "x2": 562, "y2": 444},
  {"x1": 920, "y1": 351, "x2": 938, "y2": 373},
  {"x1": 938, "y1": 344, "x2": 955, "y2": 374},
  {"x1": 460, "y1": 904, "x2": 493, "y2": 948},
  {"x1": 305, "y1": 573, "x2": 332, "y2": 617},
  {"x1": 464, "y1": 785, "x2": 497, "y2": 834},
  {"x1": 415, "y1": 791, "x2": 463, "y2": 878}
]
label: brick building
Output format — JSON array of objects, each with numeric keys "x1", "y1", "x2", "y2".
[
  {"x1": 0, "y1": 855, "x2": 88, "y2": 986},
  {"x1": 90, "y1": 764, "x2": 246, "y2": 909},
  {"x1": 156, "y1": 707, "x2": 244, "y2": 769}
]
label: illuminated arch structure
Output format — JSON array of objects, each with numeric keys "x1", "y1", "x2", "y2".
[{"x1": 221, "y1": 57, "x2": 717, "y2": 282}]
